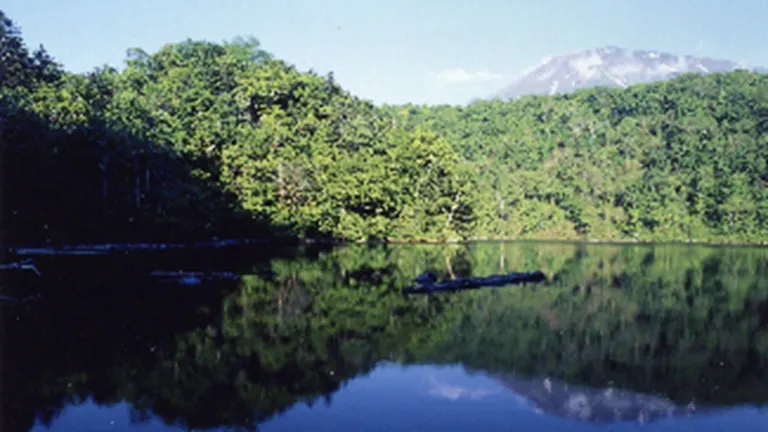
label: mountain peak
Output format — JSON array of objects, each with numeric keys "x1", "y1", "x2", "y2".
[{"x1": 491, "y1": 47, "x2": 765, "y2": 100}]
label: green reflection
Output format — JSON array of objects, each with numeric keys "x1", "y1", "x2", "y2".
[{"x1": 1, "y1": 242, "x2": 767, "y2": 431}]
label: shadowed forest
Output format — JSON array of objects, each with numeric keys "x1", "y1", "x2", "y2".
[
  {"x1": 1, "y1": 10, "x2": 767, "y2": 245},
  {"x1": 2, "y1": 242, "x2": 768, "y2": 431}
]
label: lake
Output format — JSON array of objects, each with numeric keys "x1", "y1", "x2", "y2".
[{"x1": 2, "y1": 241, "x2": 768, "y2": 432}]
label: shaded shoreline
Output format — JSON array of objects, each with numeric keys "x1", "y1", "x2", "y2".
[{"x1": 2, "y1": 235, "x2": 767, "y2": 257}]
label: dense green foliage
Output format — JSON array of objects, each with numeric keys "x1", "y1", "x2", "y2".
[
  {"x1": 1, "y1": 10, "x2": 766, "y2": 243},
  {"x1": 3, "y1": 242, "x2": 768, "y2": 430},
  {"x1": 381, "y1": 75, "x2": 768, "y2": 242}
]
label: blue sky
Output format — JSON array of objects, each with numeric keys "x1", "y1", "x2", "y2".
[{"x1": 4, "y1": 0, "x2": 768, "y2": 105}]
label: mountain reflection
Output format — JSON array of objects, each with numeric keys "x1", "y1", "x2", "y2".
[
  {"x1": 426, "y1": 376, "x2": 499, "y2": 401},
  {"x1": 497, "y1": 373, "x2": 700, "y2": 424},
  {"x1": 2, "y1": 242, "x2": 768, "y2": 431}
]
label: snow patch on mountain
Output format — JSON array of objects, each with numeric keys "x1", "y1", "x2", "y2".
[{"x1": 490, "y1": 46, "x2": 766, "y2": 100}]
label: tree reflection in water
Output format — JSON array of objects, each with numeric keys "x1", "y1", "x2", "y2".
[{"x1": 2, "y1": 242, "x2": 767, "y2": 431}]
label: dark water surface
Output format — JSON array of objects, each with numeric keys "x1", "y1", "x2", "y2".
[{"x1": 2, "y1": 241, "x2": 768, "y2": 431}]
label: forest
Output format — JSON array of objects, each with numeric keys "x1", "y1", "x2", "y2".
[{"x1": 2, "y1": 9, "x2": 767, "y2": 245}]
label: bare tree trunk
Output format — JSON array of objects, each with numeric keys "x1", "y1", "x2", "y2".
[
  {"x1": 444, "y1": 253, "x2": 455, "y2": 280},
  {"x1": 445, "y1": 191, "x2": 462, "y2": 228},
  {"x1": 499, "y1": 243, "x2": 506, "y2": 273}
]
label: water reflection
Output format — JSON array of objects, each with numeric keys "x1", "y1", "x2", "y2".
[
  {"x1": 26, "y1": 366, "x2": 768, "y2": 432},
  {"x1": 497, "y1": 373, "x2": 699, "y2": 424},
  {"x1": 3, "y1": 242, "x2": 768, "y2": 431}
]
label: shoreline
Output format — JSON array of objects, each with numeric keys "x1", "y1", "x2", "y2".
[
  {"x1": 3, "y1": 236, "x2": 767, "y2": 254},
  {"x1": 310, "y1": 236, "x2": 768, "y2": 248}
]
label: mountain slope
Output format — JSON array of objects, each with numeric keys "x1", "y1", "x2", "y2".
[{"x1": 492, "y1": 46, "x2": 767, "y2": 100}]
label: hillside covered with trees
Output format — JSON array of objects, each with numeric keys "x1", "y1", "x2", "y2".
[{"x1": 1, "y1": 10, "x2": 766, "y2": 245}]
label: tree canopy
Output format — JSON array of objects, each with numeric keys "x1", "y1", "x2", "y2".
[{"x1": 1, "y1": 9, "x2": 766, "y2": 244}]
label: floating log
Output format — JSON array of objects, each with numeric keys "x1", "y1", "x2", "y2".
[
  {"x1": 0, "y1": 293, "x2": 42, "y2": 303},
  {"x1": 10, "y1": 238, "x2": 263, "y2": 256},
  {"x1": 0, "y1": 258, "x2": 41, "y2": 276},
  {"x1": 148, "y1": 270, "x2": 242, "y2": 286},
  {"x1": 14, "y1": 248, "x2": 108, "y2": 256},
  {"x1": 403, "y1": 270, "x2": 546, "y2": 294}
]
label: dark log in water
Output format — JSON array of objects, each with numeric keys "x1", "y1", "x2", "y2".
[
  {"x1": 8, "y1": 238, "x2": 267, "y2": 257},
  {"x1": 402, "y1": 270, "x2": 546, "y2": 294},
  {"x1": 148, "y1": 270, "x2": 243, "y2": 286},
  {"x1": 0, "y1": 258, "x2": 41, "y2": 275}
]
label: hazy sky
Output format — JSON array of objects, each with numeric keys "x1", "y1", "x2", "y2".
[{"x1": 4, "y1": 0, "x2": 768, "y2": 105}]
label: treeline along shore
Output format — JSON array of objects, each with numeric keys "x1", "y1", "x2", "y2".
[{"x1": 1, "y1": 10, "x2": 767, "y2": 246}]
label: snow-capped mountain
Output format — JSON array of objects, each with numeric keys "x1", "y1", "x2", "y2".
[{"x1": 492, "y1": 46, "x2": 766, "y2": 100}]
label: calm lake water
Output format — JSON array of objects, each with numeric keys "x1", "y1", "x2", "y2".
[{"x1": 2, "y1": 241, "x2": 768, "y2": 432}]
